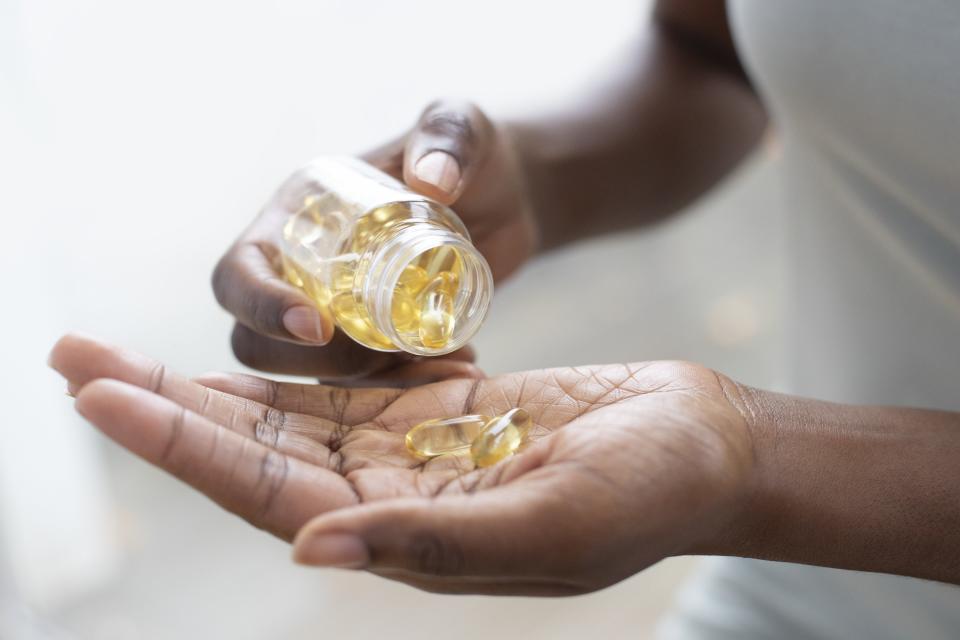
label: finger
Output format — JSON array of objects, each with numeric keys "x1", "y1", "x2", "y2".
[
  {"x1": 212, "y1": 188, "x2": 335, "y2": 346},
  {"x1": 229, "y1": 324, "x2": 477, "y2": 382},
  {"x1": 347, "y1": 357, "x2": 485, "y2": 389},
  {"x1": 367, "y1": 569, "x2": 586, "y2": 597},
  {"x1": 51, "y1": 333, "x2": 352, "y2": 463},
  {"x1": 74, "y1": 379, "x2": 358, "y2": 540},
  {"x1": 291, "y1": 456, "x2": 588, "y2": 581},
  {"x1": 193, "y1": 370, "x2": 486, "y2": 436},
  {"x1": 403, "y1": 100, "x2": 494, "y2": 204},
  {"x1": 230, "y1": 323, "x2": 400, "y2": 378},
  {"x1": 192, "y1": 370, "x2": 405, "y2": 425},
  {"x1": 50, "y1": 333, "x2": 253, "y2": 418},
  {"x1": 440, "y1": 343, "x2": 476, "y2": 364}
]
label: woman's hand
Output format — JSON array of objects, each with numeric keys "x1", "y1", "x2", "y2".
[
  {"x1": 50, "y1": 334, "x2": 754, "y2": 596},
  {"x1": 212, "y1": 101, "x2": 537, "y2": 381}
]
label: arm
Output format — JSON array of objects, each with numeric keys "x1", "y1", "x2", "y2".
[
  {"x1": 208, "y1": 0, "x2": 766, "y2": 380},
  {"x1": 710, "y1": 388, "x2": 960, "y2": 584},
  {"x1": 514, "y1": 0, "x2": 768, "y2": 249},
  {"x1": 288, "y1": 380, "x2": 960, "y2": 588},
  {"x1": 51, "y1": 335, "x2": 960, "y2": 593}
]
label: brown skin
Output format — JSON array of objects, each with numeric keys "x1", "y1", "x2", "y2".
[
  {"x1": 211, "y1": 0, "x2": 765, "y2": 381},
  {"x1": 212, "y1": 101, "x2": 535, "y2": 381},
  {"x1": 49, "y1": 335, "x2": 960, "y2": 594},
  {"x1": 50, "y1": 334, "x2": 752, "y2": 596},
  {"x1": 708, "y1": 393, "x2": 960, "y2": 586},
  {"x1": 51, "y1": 0, "x2": 960, "y2": 594}
]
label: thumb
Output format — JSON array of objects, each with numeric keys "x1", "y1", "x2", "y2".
[
  {"x1": 403, "y1": 100, "x2": 494, "y2": 204},
  {"x1": 291, "y1": 479, "x2": 577, "y2": 583}
]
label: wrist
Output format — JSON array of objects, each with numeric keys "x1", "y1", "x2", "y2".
[
  {"x1": 679, "y1": 373, "x2": 770, "y2": 559},
  {"x1": 691, "y1": 385, "x2": 960, "y2": 585}
]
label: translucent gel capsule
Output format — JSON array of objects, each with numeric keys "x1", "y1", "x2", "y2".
[
  {"x1": 281, "y1": 253, "x2": 330, "y2": 307},
  {"x1": 350, "y1": 204, "x2": 407, "y2": 253},
  {"x1": 281, "y1": 205, "x2": 345, "y2": 309},
  {"x1": 470, "y1": 408, "x2": 533, "y2": 467},
  {"x1": 329, "y1": 291, "x2": 394, "y2": 351},
  {"x1": 277, "y1": 158, "x2": 493, "y2": 355},
  {"x1": 418, "y1": 272, "x2": 458, "y2": 348},
  {"x1": 427, "y1": 270, "x2": 459, "y2": 294},
  {"x1": 397, "y1": 264, "x2": 430, "y2": 296},
  {"x1": 391, "y1": 289, "x2": 420, "y2": 332},
  {"x1": 330, "y1": 258, "x2": 356, "y2": 294},
  {"x1": 281, "y1": 254, "x2": 305, "y2": 288},
  {"x1": 423, "y1": 245, "x2": 458, "y2": 277},
  {"x1": 419, "y1": 293, "x2": 454, "y2": 348},
  {"x1": 405, "y1": 415, "x2": 492, "y2": 459}
]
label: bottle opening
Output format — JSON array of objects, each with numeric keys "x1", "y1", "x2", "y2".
[{"x1": 364, "y1": 219, "x2": 493, "y2": 356}]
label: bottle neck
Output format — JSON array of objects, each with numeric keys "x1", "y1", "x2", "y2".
[{"x1": 359, "y1": 218, "x2": 493, "y2": 356}]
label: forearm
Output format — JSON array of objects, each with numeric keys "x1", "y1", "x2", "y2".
[
  {"x1": 715, "y1": 387, "x2": 960, "y2": 584},
  {"x1": 509, "y1": 8, "x2": 768, "y2": 250}
]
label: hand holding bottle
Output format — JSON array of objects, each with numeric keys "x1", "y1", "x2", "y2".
[{"x1": 212, "y1": 101, "x2": 537, "y2": 382}]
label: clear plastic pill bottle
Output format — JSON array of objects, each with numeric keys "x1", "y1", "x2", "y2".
[{"x1": 279, "y1": 157, "x2": 493, "y2": 356}]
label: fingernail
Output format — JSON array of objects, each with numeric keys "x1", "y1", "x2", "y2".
[
  {"x1": 293, "y1": 532, "x2": 369, "y2": 569},
  {"x1": 283, "y1": 306, "x2": 327, "y2": 344},
  {"x1": 66, "y1": 382, "x2": 80, "y2": 398},
  {"x1": 414, "y1": 151, "x2": 461, "y2": 196}
]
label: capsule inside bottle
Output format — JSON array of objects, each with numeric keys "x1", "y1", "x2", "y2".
[
  {"x1": 397, "y1": 264, "x2": 430, "y2": 296},
  {"x1": 417, "y1": 272, "x2": 458, "y2": 348},
  {"x1": 405, "y1": 414, "x2": 492, "y2": 459},
  {"x1": 277, "y1": 158, "x2": 493, "y2": 355},
  {"x1": 470, "y1": 408, "x2": 533, "y2": 467}
]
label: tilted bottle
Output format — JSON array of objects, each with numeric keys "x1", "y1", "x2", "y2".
[{"x1": 279, "y1": 157, "x2": 493, "y2": 356}]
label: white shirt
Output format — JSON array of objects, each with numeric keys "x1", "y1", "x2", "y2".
[{"x1": 660, "y1": 1, "x2": 960, "y2": 637}]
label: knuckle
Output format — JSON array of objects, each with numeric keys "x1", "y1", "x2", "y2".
[
  {"x1": 263, "y1": 407, "x2": 287, "y2": 429},
  {"x1": 255, "y1": 449, "x2": 290, "y2": 522},
  {"x1": 253, "y1": 419, "x2": 280, "y2": 448},
  {"x1": 407, "y1": 531, "x2": 465, "y2": 577},
  {"x1": 159, "y1": 406, "x2": 186, "y2": 467},
  {"x1": 146, "y1": 362, "x2": 167, "y2": 394}
]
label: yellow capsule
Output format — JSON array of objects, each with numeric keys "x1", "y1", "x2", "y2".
[
  {"x1": 283, "y1": 206, "x2": 328, "y2": 248},
  {"x1": 397, "y1": 263, "x2": 430, "y2": 296},
  {"x1": 281, "y1": 254, "x2": 304, "y2": 288},
  {"x1": 426, "y1": 270, "x2": 459, "y2": 296},
  {"x1": 329, "y1": 291, "x2": 395, "y2": 351},
  {"x1": 391, "y1": 288, "x2": 421, "y2": 332},
  {"x1": 422, "y1": 245, "x2": 460, "y2": 278},
  {"x1": 330, "y1": 259, "x2": 356, "y2": 294},
  {"x1": 419, "y1": 293, "x2": 455, "y2": 348},
  {"x1": 349, "y1": 214, "x2": 378, "y2": 252},
  {"x1": 404, "y1": 414, "x2": 492, "y2": 459},
  {"x1": 419, "y1": 308, "x2": 454, "y2": 348},
  {"x1": 417, "y1": 272, "x2": 458, "y2": 348},
  {"x1": 470, "y1": 408, "x2": 533, "y2": 467},
  {"x1": 350, "y1": 205, "x2": 406, "y2": 253},
  {"x1": 371, "y1": 202, "x2": 406, "y2": 225}
]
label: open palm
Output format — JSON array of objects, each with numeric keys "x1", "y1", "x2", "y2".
[{"x1": 51, "y1": 334, "x2": 753, "y2": 595}]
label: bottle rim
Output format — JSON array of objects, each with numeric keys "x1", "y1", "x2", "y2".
[{"x1": 362, "y1": 218, "x2": 493, "y2": 356}]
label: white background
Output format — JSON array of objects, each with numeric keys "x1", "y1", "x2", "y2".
[{"x1": 1, "y1": 1, "x2": 783, "y2": 637}]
